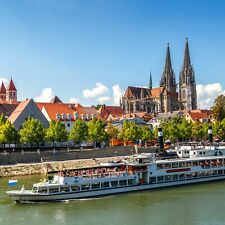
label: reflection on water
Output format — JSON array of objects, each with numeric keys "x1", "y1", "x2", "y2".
[{"x1": 1, "y1": 175, "x2": 225, "y2": 225}]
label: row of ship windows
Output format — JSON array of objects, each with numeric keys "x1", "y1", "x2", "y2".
[
  {"x1": 156, "y1": 159, "x2": 225, "y2": 170},
  {"x1": 35, "y1": 179, "x2": 136, "y2": 193},
  {"x1": 149, "y1": 169, "x2": 225, "y2": 183}
]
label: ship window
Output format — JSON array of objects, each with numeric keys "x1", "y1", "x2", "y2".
[
  {"x1": 128, "y1": 179, "x2": 135, "y2": 185},
  {"x1": 179, "y1": 174, "x2": 185, "y2": 180},
  {"x1": 91, "y1": 183, "x2": 100, "y2": 189},
  {"x1": 111, "y1": 181, "x2": 118, "y2": 187},
  {"x1": 102, "y1": 182, "x2": 110, "y2": 188},
  {"x1": 157, "y1": 164, "x2": 164, "y2": 170},
  {"x1": 81, "y1": 184, "x2": 90, "y2": 190},
  {"x1": 172, "y1": 163, "x2": 178, "y2": 168},
  {"x1": 193, "y1": 161, "x2": 199, "y2": 166},
  {"x1": 186, "y1": 161, "x2": 192, "y2": 167},
  {"x1": 157, "y1": 176, "x2": 164, "y2": 182},
  {"x1": 203, "y1": 152, "x2": 206, "y2": 155},
  {"x1": 119, "y1": 180, "x2": 127, "y2": 186},
  {"x1": 164, "y1": 163, "x2": 171, "y2": 169},
  {"x1": 171, "y1": 174, "x2": 178, "y2": 181},
  {"x1": 218, "y1": 170, "x2": 223, "y2": 175},
  {"x1": 33, "y1": 187, "x2": 38, "y2": 193},
  {"x1": 71, "y1": 185, "x2": 80, "y2": 192},
  {"x1": 179, "y1": 162, "x2": 186, "y2": 168},
  {"x1": 186, "y1": 173, "x2": 192, "y2": 179},
  {"x1": 149, "y1": 177, "x2": 156, "y2": 183},
  {"x1": 165, "y1": 175, "x2": 171, "y2": 182},
  {"x1": 49, "y1": 187, "x2": 59, "y2": 193},
  {"x1": 211, "y1": 170, "x2": 217, "y2": 176},
  {"x1": 38, "y1": 186, "x2": 48, "y2": 193},
  {"x1": 205, "y1": 171, "x2": 211, "y2": 177},
  {"x1": 192, "y1": 172, "x2": 198, "y2": 178},
  {"x1": 60, "y1": 186, "x2": 70, "y2": 192}
]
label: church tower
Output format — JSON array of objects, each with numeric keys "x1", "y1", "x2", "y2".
[
  {"x1": 0, "y1": 81, "x2": 6, "y2": 102},
  {"x1": 160, "y1": 43, "x2": 177, "y2": 112},
  {"x1": 6, "y1": 78, "x2": 17, "y2": 103},
  {"x1": 179, "y1": 38, "x2": 197, "y2": 110}
]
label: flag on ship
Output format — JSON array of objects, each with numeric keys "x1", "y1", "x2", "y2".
[{"x1": 8, "y1": 179, "x2": 18, "y2": 186}]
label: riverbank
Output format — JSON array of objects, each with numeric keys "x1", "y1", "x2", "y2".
[
  {"x1": 0, "y1": 146, "x2": 155, "y2": 177},
  {"x1": 0, "y1": 157, "x2": 119, "y2": 177}
]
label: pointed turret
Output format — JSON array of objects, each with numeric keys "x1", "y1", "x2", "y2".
[
  {"x1": 6, "y1": 78, "x2": 17, "y2": 102},
  {"x1": 0, "y1": 81, "x2": 6, "y2": 94},
  {"x1": 7, "y1": 78, "x2": 17, "y2": 91},
  {"x1": 183, "y1": 38, "x2": 191, "y2": 70},
  {"x1": 164, "y1": 43, "x2": 172, "y2": 73},
  {"x1": 160, "y1": 43, "x2": 176, "y2": 92},
  {"x1": 179, "y1": 38, "x2": 197, "y2": 110},
  {"x1": 149, "y1": 72, "x2": 152, "y2": 90},
  {"x1": 0, "y1": 81, "x2": 6, "y2": 102}
]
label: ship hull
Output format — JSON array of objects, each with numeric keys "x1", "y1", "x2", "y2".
[{"x1": 7, "y1": 174, "x2": 225, "y2": 203}]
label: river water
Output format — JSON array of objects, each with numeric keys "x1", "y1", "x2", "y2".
[{"x1": 1, "y1": 175, "x2": 225, "y2": 225}]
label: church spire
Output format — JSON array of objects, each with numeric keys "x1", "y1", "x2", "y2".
[
  {"x1": 164, "y1": 43, "x2": 172, "y2": 73},
  {"x1": 183, "y1": 38, "x2": 191, "y2": 69},
  {"x1": 149, "y1": 72, "x2": 152, "y2": 90},
  {"x1": 160, "y1": 43, "x2": 176, "y2": 91}
]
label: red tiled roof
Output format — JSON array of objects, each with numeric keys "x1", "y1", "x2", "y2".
[
  {"x1": 8, "y1": 99, "x2": 31, "y2": 124},
  {"x1": 40, "y1": 103, "x2": 77, "y2": 121},
  {"x1": 150, "y1": 87, "x2": 163, "y2": 98},
  {"x1": 98, "y1": 105, "x2": 125, "y2": 120},
  {"x1": 187, "y1": 111, "x2": 210, "y2": 122},
  {"x1": 7, "y1": 78, "x2": 17, "y2": 91},
  {"x1": 0, "y1": 82, "x2": 6, "y2": 94}
]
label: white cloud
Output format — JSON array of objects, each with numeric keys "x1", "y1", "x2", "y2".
[
  {"x1": 97, "y1": 96, "x2": 111, "y2": 104},
  {"x1": 83, "y1": 82, "x2": 108, "y2": 99},
  {"x1": 35, "y1": 88, "x2": 54, "y2": 102},
  {"x1": 197, "y1": 83, "x2": 225, "y2": 109},
  {"x1": 112, "y1": 84, "x2": 123, "y2": 106},
  {"x1": 69, "y1": 98, "x2": 79, "y2": 103}
]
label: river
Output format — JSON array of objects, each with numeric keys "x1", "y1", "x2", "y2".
[{"x1": 1, "y1": 175, "x2": 225, "y2": 225}]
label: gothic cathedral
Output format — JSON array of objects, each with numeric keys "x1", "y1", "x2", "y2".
[{"x1": 121, "y1": 38, "x2": 197, "y2": 113}]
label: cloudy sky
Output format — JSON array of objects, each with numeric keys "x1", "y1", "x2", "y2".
[{"x1": 0, "y1": 0, "x2": 225, "y2": 108}]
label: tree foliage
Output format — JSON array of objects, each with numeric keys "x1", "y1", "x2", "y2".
[
  {"x1": 211, "y1": 95, "x2": 225, "y2": 121},
  {"x1": 88, "y1": 118, "x2": 107, "y2": 142},
  {"x1": 0, "y1": 120, "x2": 19, "y2": 144},
  {"x1": 141, "y1": 126, "x2": 153, "y2": 141},
  {"x1": 118, "y1": 120, "x2": 142, "y2": 141},
  {"x1": 69, "y1": 119, "x2": 88, "y2": 143},
  {"x1": 46, "y1": 121, "x2": 68, "y2": 143},
  {"x1": 19, "y1": 117, "x2": 45, "y2": 144},
  {"x1": 106, "y1": 122, "x2": 119, "y2": 140}
]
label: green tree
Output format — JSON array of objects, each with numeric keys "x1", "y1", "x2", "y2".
[
  {"x1": 88, "y1": 119, "x2": 107, "y2": 143},
  {"x1": 19, "y1": 117, "x2": 45, "y2": 144},
  {"x1": 141, "y1": 126, "x2": 153, "y2": 141},
  {"x1": 0, "y1": 114, "x2": 6, "y2": 125},
  {"x1": 69, "y1": 119, "x2": 88, "y2": 144},
  {"x1": 192, "y1": 122, "x2": 207, "y2": 141},
  {"x1": 106, "y1": 122, "x2": 118, "y2": 140},
  {"x1": 45, "y1": 121, "x2": 68, "y2": 143},
  {"x1": 118, "y1": 120, "x2": 142, "y2": 142},
  {"x1": 211, "y1": 95, "x2": 225, "y2": 121},
  {"x1": 0, "y1": 121, "x2": 19, "y2": 144}
]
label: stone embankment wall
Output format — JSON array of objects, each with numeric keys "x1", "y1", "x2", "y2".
[{"x1": 0, "y1": 146, "x2": 156, "y2": 177}]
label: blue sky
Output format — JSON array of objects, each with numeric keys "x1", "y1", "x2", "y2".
[{"x1": 0, "y1": 0, "x2": 225, "y2": 108}]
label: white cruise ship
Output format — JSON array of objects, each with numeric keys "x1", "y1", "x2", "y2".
[{"x1": 7, "y1": 150, "x2": 225, "y2": 203}]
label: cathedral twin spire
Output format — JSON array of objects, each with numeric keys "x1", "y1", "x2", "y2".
[{"x1": 160, "y1": 43, "x2": 176, "y2": 93}]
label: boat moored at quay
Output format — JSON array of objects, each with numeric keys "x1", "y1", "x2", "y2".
[{"x1": 7, "y1": 149, "x2": 225, "y2": 203}]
